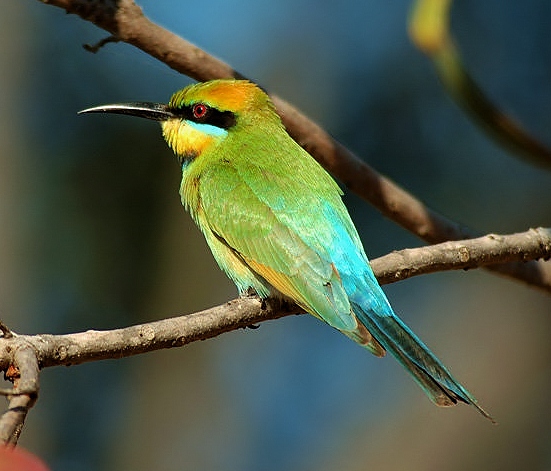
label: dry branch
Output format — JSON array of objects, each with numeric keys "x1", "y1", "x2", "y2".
[
  {"x1": 21, "y1": 227, "x2": 551, "y2": 368},
  {"x1": 373, "y1": 227, "x2": 551, "y2": 285},
  {"x1": 0, "y1": 344, "x2": 39, "y2": 443},
  {"x1": 0, "y1": 228, "x2": 548, "y2": 365},
  {"x1": 38, "y1": 0, "x2": 551, "y2": 293},
  {"x1": 3, "y1": 227, "x2": 550, "y2": 364},
  {"x1": 0, "y1": 228, "x2": 545, "y2": 372},
  {"x1": 0, "y1": 226, "x2": 549, "y2": 441}
]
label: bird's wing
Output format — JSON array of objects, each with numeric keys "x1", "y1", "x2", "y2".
[{"x1": 198, "y1": 154, "x2": 385, "y2": 353}]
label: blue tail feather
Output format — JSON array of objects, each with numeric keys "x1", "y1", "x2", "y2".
[{"x1": 351, "y1": 300, "x2": 493, "y2": 421}]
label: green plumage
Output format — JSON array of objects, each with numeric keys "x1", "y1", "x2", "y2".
[{"x1": 176, "y1": 85, "x2": 370, "y2": 339}]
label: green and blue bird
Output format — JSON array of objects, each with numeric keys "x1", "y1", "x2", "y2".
[{"x1": 81, "y1": 79, "x2": 490, "y2": 419}]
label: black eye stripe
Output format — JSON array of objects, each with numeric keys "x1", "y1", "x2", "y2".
[{"x1": 170, "y1": 104, "x2": 237, "y2": 130}]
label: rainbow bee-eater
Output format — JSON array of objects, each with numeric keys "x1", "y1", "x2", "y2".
[{"x1": 81, "y1": 79, "x2": 490, "y2": 419}]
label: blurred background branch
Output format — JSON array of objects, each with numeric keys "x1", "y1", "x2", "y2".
[{"x1": 409, "y1": 0, "x2": 551, "y2": 169}]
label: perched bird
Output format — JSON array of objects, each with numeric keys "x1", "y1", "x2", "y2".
[{"x1": 81, "y1": 79, "x2": 490, "y2": 419}]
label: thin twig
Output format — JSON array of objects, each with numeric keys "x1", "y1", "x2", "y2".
[
  {"x1": 83, "y1": 34, "x2": 119, "y2": 53},
  {"x1": 0, "y1": 323, "x2": 13, "y2": 339},
  {"x1": 0, "y1": 345, "x2": 39, "y2": 444}
]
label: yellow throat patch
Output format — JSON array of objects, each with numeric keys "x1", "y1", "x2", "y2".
[{"x1": 161, "y1": 118, "x2": 223, "y2": 160}]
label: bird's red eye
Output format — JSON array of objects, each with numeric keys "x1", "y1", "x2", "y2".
[{"x1": 192, "y1": 103, "x2": 208, "y2": 119}]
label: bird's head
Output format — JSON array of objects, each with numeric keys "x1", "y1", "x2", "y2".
[{"x1": 80, "y1": 80, "x2": 280, "y2": 164}]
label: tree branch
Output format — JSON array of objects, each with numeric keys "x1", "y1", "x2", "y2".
[
  {"x1": 372, "y1": 227, "x2": 551, "y2": 286},
  {"x1": 35, "y1": 297, "x2": 300, "y2": 369},
  {"x1": 0, "y1": 344, "x2": 39, "y2": 444},
  {"x1": 0, "y1": 226, "x2": 548, "y2": 440},
  {"x1": 0, "y1": 229, "x2": 547, "y2": 369},
  {"x1": 37, "y1": 0, "x2": 551, "y2": 293},
  {"x1": 0, "y1": 228, "x2": 548, "y2": 371},
  {"x1": 16, "y1": 226, "x2": 551, "y2": 369}
]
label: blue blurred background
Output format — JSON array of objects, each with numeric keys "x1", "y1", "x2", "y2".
[{"x1": 2, "y1": 1, "x2": 551, "y2": 470}]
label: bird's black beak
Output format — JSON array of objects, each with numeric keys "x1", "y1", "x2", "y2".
[{"x1": 78, "y1": 102, "x2": 176, "y2": 122}]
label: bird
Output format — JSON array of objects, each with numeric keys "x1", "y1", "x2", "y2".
[{"x1": 80, "y1": 79, "x2": 491, "y2": 420}]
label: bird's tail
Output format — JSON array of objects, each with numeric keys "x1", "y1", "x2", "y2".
[{"x1": 351, "y1": 301, "x2": 493, "y2": 421}]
